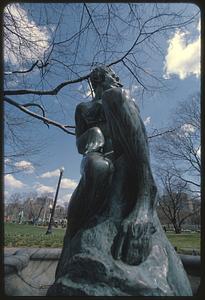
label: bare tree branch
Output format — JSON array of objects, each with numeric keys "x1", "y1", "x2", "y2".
[
  {"x1": 170, "y1": 170, "x2": 200, "y2": 188},
  {"x1": 23, "y1": 102, "x2": 46, "y2": 116},
  {"x1": 148, "y1": 128, "x2": 177, "y2": 139},
  {"x1": 4, "y1": 60, "x2": 40, "y2": 75},
  {"x1": 4, "y1": 3, "x2": 200, "y2": 179},
  {"x1": 179, "y1": 207, "x2": 200, "y2": 226},
  {"x1": 4, "y1": 97, "x2": 75, "y2": 135},
  {"x1": 4, "y1": 74, "x2": 90, "y2": 96},
  {"x1": 84, "y1": 3, "x2": 105, "y2": 53},
  {"x1": 87, "y1": 79, "x2": 94, "y2": 100},
  {"x1": 122, "y1": 60, "x2": 147, "y2": 90},
  {"x1": 108, "y1": 12, "x2": 198, "y2": 68},
  {"x1": 5, "y1": 97, "x2": 183, "y2": 140}
]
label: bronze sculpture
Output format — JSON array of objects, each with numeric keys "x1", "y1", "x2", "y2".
[{"x1": 47, "y1": 66, "x2": 192, "y2": 296}]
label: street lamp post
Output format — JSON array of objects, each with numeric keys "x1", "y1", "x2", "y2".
[{"x1": 46, "y1": 167, "x2": 64, "y2": 234}]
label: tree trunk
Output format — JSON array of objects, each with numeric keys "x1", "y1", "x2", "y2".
[{"x1": 173, "y1": 224, "x2": 182, "y2": 234}]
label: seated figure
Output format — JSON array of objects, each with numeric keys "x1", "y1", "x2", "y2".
[{"x1": 47, "y1": 66, "x2": 192, "y2": 296}]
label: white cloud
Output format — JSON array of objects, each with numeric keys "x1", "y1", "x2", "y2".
[
  {"x1": 5, "y1": 174, "x2": 25, "y2": 188},
  {"x1": 39, "y1": 169, "x2": 61, "y2": 178},
  {"x1": 196, "y1": 146, "x2": 201, "y2": 158},
  {"x1": 144, "y1": 116, "x2": 151, "y2": 126},
  {"x1": 180, "y1": 123, "x2": 196, "y2": 134},
  {"x1": 4, "y1": 3, "x2": 50, "y2": 65},
  {"x1": 77, "y1": 83, "x2": 92, "y2": 98},
  {"x1": 14, "y1": 160, "x2": 35, "y2": 173},
  {"x1": 123, "y1": 87, "x2": 137, "y2": 102},
  {"x1": 34, "y1": 183, "x2": 55, "y2": 194},
  {"x1": 131, "y1": 85, "x2": 138, "y2": 92},
  {"x1": 164, "y1": 22, "x2": 200, "y2": 80},
  {"x1": 197, "y1": 20, "x2": 201, "y2": 32},
  {"x1": 4, "y1": 158, "x2": 11, "y2": 164},
  {"x1": 78, "y1": 84, "x2": 83, "y2": 91},
  {"x1": 124, "y1": 89, "x2": 131, "y2": 98},
  {"x1": 178, "y1": 123, "x2": 196, "y2": 137},
  {"x1": 61, "y1": 178, "x2": 78, "y2": 189},
  {"x1": 83, "y1": 86, "x2": 94, "y2": 99}
]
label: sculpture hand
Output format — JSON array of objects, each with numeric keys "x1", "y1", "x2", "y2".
[
  {"x1": 76, "y1": 126, "x2": 105, "y2": 154},
  {"x1": 129, "y1": 220, "x2": 156, "y2": 238},
  {"x1": 112, "y1": 219, "x2": 156, "y2": 265},
  {"x1": 111, "y1": 219, "x2": 133, "y2": 260},
  {"x1": 127, "y1": 219, "x2": 156, "y2": 265}
]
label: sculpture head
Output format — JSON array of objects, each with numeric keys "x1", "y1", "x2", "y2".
[{"x1": 90, "y1": 66, "x2": 123, "y2": 95}]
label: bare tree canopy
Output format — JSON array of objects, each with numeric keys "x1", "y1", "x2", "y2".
[
  {"x1": 3, "y1": 2, "x2": 200, "y2": 192},
  {"x1": 4, "y1": 191, "x2": 68, "y2": 225},
  {"x1": 153, "y1": 93, "x2": 200, "y2": 193},
  {"x1": 157, "y1": 170, "x2": 200, "y2": 233},
  {"x1": 4, "y1": 3, "x2": 199, "y2": 131}
]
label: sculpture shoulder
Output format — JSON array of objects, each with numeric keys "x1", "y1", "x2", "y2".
[
  {"x1": 75, "y1": 102, "x2": 89, "y2": 116},
  {"x1": 102, "y1": 87, "x2": 140, "y2": 113},
  {"x1": 75, "y1": 102, "x2": 89, "y2": 137},
  {"x1": 102, "y1": 87, "x2": 133, "y2": 103},
  {"x1": 76, "y1": 100, "x2": 105, "y2": 122},
  {"x1": 102, "y1": 87, "x2": 123, "y2": 99},
  {"x1": 75, "y1": 100, "x2": 106, "y2": 137},
  {"x1": 75, "y1": 101, "x2": 92, "y2": 124},
  {"x1": 75, "y1": 101, "x2": 100, "y2": 118}
]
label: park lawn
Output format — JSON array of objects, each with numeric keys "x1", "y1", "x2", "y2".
[
  {"x1": 4, "y1": 223, "x2": 200, "y2": 253},
  {"x1": 4, "y1": 223, "x2": 66, "y2": 248},
  {"x1": 166, "y1": 232, "x2": 200, "y2": 254}
]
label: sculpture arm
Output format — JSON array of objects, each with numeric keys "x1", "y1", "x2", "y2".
[
  {"x1": 76, "y1": 127, "x2": 105, "y2": 155},
  {"x1": 75, "y1": 103, "x2": 105, "y2": 155}
]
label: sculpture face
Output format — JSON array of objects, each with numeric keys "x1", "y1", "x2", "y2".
[{"x1": 90, "y1": 66, "x2": 122, "y2": 93}]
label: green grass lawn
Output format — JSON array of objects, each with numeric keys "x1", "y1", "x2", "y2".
[
  {"x1": 166, "y1": 231, "x2": 200, "y2": 254},
  {"x1": 4, "y1": 223, "x2": 66, "y2": 248},
  {"x1": 4, "y1": 223, "x2": 200, "y2": 253}
]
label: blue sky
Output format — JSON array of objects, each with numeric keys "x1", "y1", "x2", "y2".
[{"x1": 4, "y1": 3, "x2": 201, "y2": 207}]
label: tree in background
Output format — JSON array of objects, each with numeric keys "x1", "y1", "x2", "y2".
[
  {"x1": 153, "y1": 93, "x2": 200, "y2": 194},
  {"x1": 156, "y1": 170, "x2": 200, "y2": 233},
  {"x1": 4, "y1": 192, "x2": 55, "y2": 225},
  {"x1": 4, "y1": 193, "x2": 23, "y2": 222},
  {"x1": 152, "y1": 93, "x2": 201, "y2": 230}
]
